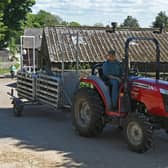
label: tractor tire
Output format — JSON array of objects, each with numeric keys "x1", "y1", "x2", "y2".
[
  {"x1": 72, "y1": 87, "x2": 105, "y2": 137},
  {"x1": 124, "y1": 113, "x2": 153, "y2": 153}
]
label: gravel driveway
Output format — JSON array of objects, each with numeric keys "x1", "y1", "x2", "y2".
[{"x1": 0, "y1": 78, "x2": 168, "y2": 168}]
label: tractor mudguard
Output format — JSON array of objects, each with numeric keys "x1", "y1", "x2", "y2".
[{"x1": 81, "y1": 75, "x2": 112, "y2": 111}]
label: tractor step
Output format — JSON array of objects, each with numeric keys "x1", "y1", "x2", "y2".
[{"x1": 106, "y1": 111, "x2": 127, "y2": 117}]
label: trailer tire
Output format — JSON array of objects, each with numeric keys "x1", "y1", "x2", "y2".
[
  {"x1": 72, "y1": 87, "x2": 105, "y2": 137},
  {"x1": 124, "y1": 113, "x2": 153, "y2": 153},
  {"x1": 13, "y1": 101, "x2": 23, "y2": 117}
]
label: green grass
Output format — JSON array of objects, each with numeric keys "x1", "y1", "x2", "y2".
[
  {"x1": 0, "y1": 63, "x2": 20, "y2": 75},
  {"x1": 0, "y1": 68, "x2": 10, "y2": 75},
  {"x1": 14, "y1": 63, "x2": 20, "y2": 69}
]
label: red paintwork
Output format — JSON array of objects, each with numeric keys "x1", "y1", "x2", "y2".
[
  {"x1": 81, "y1": 77, "x2": 168, "y2": 118},
  {"x1": 81, "y1": 78, "x2": 127, "y2": 117},
  {"x1": 131, "y1": 77, "x2": 168, "y2": 117},
  {"x1": 106, "y1": 111, "x2": 127, "y2": 117},
  {"x1": 81, "y1": 78, "x2": 108, "y2": 110}
]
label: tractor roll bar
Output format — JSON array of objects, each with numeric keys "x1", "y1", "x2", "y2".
[{"x1": 124, "y1": 37, "x2": 161, "y2": 81}]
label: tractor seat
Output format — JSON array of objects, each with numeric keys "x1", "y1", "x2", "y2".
[
  {"x1": 91, "y1": 63, "x2": 111, "y2": 86},
  {"x1": 91, "y1": 63, "x2": 112, "y2": 98}
]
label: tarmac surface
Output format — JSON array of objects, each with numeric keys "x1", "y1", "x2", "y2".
[{"x1": 0, "y1": 78, "x2": 168, "y2": 168}]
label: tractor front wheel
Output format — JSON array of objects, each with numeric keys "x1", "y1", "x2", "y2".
[
  {"x1": 124, "y1": 113, "x2": 153, "y2": 153},
  {"x1": 72, "y1": 87, "x2": 105, "y2": 137}
]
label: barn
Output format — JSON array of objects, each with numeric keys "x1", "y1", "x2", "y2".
[
  {"x1": 39, "y1": 26, "x2": 168, "y2": 75},
  {"x1": 0, "y1": 49, "x2": 10, "y2": 62}
]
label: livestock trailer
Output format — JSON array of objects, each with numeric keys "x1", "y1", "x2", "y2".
[{"x1": 12, "y1": 34, "x2": 80, "y2": 116}]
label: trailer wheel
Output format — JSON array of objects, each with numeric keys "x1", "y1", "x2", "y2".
[
  {"x1": 124, "y1": 113, "x2": 153, "y2": 153},
  {"x1": 13, "y1": 101, "x2": 23, "y2": 117},
  {"x1": 72, "y1": 87, "x2": 105, "y2": 137}
]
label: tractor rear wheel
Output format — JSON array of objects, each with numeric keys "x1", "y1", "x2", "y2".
[
  {"x1": 124, "y1": 113, "x2": 153, "y2": 153},
  {"x1": 72, "y1": 87, "x2": 105, "y2": 137}
]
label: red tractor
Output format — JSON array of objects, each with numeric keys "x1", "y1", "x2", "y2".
[{"x1": 72, "y1": 37, "x2": 168, "y2": 153}]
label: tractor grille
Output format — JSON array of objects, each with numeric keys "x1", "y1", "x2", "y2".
[{"x1": 162, "y1": 94, "x2": 168, "y2": 112}]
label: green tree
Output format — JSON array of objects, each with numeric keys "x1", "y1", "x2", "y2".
[
  {"x1": 93, "y1": 23, "x2": 104, "y2": 27},
  {"x1": 9, "y1": 36, "x2": 17, "y2": 59},
  {"x1": 0, "y1": 13, "x2": 6, "y2": 44},
  {"x1": 61, "y1": 21, "x2": 69, "y2": 26},
  {"x1": 0, "y1": 0, "x2": 10, "y2": 48},
  {"x1": 121, "y1": 16, "x2": 140, "y2": 28},
  {"x1": 26, "y1": 13, "x2": 41, "y2": 28},
  {"x1": 35, "y1": 10, "x2": 63, "y2": 27},
  {"x1": 25, "y1": 10, "x2": 81, "y2": 27},
  {"x1": 1, "y1": 0, "x2": 35, "y2": 48},
  {"x1": 153, "y1": 11, "x2": 168, "y2": 28},
  {"x1": 25, "y1": 10, "x2": 64, "y2": 27},
  {"x1": 69, "y1": 21, "x2": 80, "y2": 27},
  {"x1": 3, "y1": 0, "x2": 35, "y2": 30}
]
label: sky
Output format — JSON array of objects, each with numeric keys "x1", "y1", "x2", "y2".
[{"x1": 32, "y1": 0, "x2": 168, "y2": 27}]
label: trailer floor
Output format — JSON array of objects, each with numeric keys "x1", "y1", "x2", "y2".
[{"x1": 0, "y1": 78, "x2": 168, "y2": 168}]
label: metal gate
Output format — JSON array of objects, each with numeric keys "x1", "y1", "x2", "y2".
[{"x1": 17, "y1": 72, "x2": 61, "y2": 108}]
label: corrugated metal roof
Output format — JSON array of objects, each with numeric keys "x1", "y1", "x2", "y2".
[
  {"x1": 43, "y1": 26, "x2": 168, "y2": 63},
  {"x1": 23, "y1": 28, "x2": 43, "y2": 49}
]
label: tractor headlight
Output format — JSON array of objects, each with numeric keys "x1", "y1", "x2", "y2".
[{"x1": 160, "y1": 88, "x2": 168, "y2": 95}]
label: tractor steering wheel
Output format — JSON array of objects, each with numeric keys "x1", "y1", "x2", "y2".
[{"x1": 91, "y1": 63, "x2": 104, "y2": 76}]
